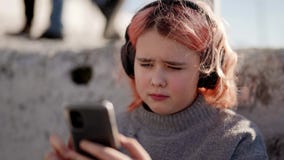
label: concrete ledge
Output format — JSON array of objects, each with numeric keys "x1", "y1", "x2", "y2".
[
  {"x1": 236, "y1": 48, "x2": 284, "y2": 159},
  {"x1": 0, "y1": 42, "x2": 131, "y2": 159},
  {"x1": 0, "y1": 45, "x2": 283, "y2": 159}
]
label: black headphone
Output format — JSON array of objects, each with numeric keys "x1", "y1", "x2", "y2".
[{"x1": 121, "y1": 0, "x2": 218, "y2": 89}]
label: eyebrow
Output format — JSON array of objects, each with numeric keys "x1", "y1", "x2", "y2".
[
  {"x1": 136, "y1": 58, "x2": 153, "y2": 62},
  {"x1": 136, "y1": 57, "x2": 187, "y2": 66}
]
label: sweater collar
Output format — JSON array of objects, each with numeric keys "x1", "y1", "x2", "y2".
[{"x1": 132, "y1": 95, "x2": 219, "y2": 134}]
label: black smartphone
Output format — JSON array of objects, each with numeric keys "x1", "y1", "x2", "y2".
[{"x1": 64, "y1": 100, "x2": 120, "y2": 159}]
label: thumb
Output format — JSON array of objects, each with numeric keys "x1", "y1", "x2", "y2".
[{"x1": 119, "y1": 134, "x2": 151, "y2": 160}]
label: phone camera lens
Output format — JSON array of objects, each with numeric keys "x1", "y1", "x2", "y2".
[{"x1": 70, "y1": 111, "x2": 84, "y2": 128}]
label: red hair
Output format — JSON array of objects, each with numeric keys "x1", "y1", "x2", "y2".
[{"x1": 126, "y1": 1, "x2": 238, "y2": 111}]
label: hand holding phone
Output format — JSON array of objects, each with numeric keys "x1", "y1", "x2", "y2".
[{"x1": 64, "y1": 100, "x2": 120, "y2": 159}]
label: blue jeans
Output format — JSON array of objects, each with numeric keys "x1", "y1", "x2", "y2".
[{"x1": 48, "y1": 0, "x2": 63, "y2": 34}]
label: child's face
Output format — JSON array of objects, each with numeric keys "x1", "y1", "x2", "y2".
[{"x1": 134, "y1": 29, "x2": 200, "y2": 115}]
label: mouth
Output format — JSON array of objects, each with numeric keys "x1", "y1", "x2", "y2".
[{"x1": 149, "y1": 93, "x2": 169, "y2": 101}]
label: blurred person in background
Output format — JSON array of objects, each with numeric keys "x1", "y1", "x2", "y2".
[
  {"x1": 8, "y1": 0, "x2": 63, "y2": 39},
  {"x1": 9, "y1": 0, "x2": 124, "y2": 40},
  {"x1": 92, "y1": 0, "x2": 125, "y2": 39}
]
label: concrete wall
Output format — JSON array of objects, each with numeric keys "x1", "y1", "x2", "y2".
[
  {"x1": 0, "y1": 42, "x2": 132, "y2": 160},
  {"x1": 236, "y1": 48, "x2": 284, "y2": 160},
  {"x1": 0, "y1": 44, "x2": 283, "y2": 159}
]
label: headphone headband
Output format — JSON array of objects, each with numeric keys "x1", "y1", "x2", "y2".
[{"x1": 139, "y1": 0, "x2": 204, "y2": 13}]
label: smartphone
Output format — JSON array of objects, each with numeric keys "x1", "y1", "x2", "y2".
[{"x1": 64, "y1": 100, "x2": 120, "y2": 159}]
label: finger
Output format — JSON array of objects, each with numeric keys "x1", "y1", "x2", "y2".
[
  {"x1": 49, "y1": 135, "x2": 91, "y2": 160},
  {"x1": 80, "y1": 140, "x2": 131, "y2": 160},
  {"x1": 64, "y1": 150, "x2": 92, "y2": 160},
  {"x1": 67, "y1": 136, "x2": 74, "y2": 149},
  {"x1": 49, "y1": 135, "x2": 70, "y2": 159},
  {"x1": 119, "y1": 134, "x2": 151, "y2": 160},
  {"x1": 44, "y1": 151, "x2": 62, "y2": 160}
]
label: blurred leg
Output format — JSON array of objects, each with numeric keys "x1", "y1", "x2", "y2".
[
  {"x1": 93, "y1": 0, "x2": 124, "y2": 39},
  {"x1": 24, "y1": 0, "x2": 35, "y2": 30},
  {"x1": 39, "y1": 0, "x2": 64, "y2": 39},
  {"x1": 8, "y1": 0, "x2": 35, "y2": 35}
]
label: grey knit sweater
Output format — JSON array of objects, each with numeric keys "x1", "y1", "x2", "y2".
[{"x1": 117, "y1": 95, "x2": 268, "y2": 160}]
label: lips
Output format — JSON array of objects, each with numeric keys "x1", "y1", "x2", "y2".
[{"x1": 149, "y1": 93, "x2": 169, "y2": 101}]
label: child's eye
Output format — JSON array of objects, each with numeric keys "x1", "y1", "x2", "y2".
[
  {"x1": 167, "y1": 65, "x2": 183, "y2": 70},
  {"x1": 140, "y1": 63, "x2": 153, "y2": 68}
]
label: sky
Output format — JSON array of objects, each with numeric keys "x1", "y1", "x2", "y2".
[
  {"x1": 122, "y1": 0, "x2": 284, "y2": 49},
  {"x1": 221, "y1": 0, "x2": 284, "y2": 49}
]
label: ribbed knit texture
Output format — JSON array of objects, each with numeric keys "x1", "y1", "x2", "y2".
[{"x1": 117, "y1": 95, "x2": 268, "y2": 160}]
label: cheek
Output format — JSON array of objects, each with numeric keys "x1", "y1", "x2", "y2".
[
  {"x1": 134, "y1": 68, "x2": 149, "y2": 91},
  {"x1": 168, "y1": 75, "x2": 199, "y2": 94},
  {"x1": 135, "y1": 76, "x2": 147, "y2": 89},
  {"x1": 169, "y1": 79, "x2": 187, "y2": 93}
]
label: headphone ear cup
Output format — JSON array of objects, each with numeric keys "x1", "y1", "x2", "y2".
[
  {"x1": 198, "y1": 72, "x2": 218, "y2": 89},
  {"x1": 121, "y1": 41, "x2": 135, "y2": 78}
]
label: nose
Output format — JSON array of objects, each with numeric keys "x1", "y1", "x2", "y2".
[{"x1": 150, "y1": 69, "x2": 167, "y2": 88}]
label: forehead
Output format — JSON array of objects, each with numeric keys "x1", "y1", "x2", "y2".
[{"x1": 136, "y1": 29, "x2": 199, "y2": 61}]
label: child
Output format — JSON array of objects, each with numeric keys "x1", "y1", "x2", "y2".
[{"x1": 45, "y1": 0, "x2": 268, "y2": 159}]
